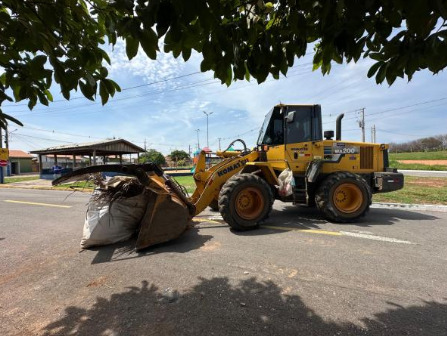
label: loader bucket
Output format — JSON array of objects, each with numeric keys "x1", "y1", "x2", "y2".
[
  {"x1": 52, "y1": 163, "x2": 195, "y2": 249},
  {"x1": 136, "y1": 188, "x2": 190, "y2": 249}
]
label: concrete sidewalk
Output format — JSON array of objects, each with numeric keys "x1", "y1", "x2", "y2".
[{"x1": 400, "y1": 169, "x2": 447, "y2": 177}]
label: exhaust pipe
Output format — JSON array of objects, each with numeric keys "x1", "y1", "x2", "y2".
[{"x1": 336, "y1": 113, "x2": 344, "y2": 140}]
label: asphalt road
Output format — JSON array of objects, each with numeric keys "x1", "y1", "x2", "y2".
[{"x1": 1, "y1": 188, "x2": 447, "y2": 335}]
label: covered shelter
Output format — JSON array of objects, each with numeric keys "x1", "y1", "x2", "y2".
[{"x1": 31, "y1": 139, "x2": 145, "y2": 177}]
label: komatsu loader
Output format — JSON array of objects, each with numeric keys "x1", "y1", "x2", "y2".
[{"x1": 54, "y1": 104, "x2": 404, "y2": 248}]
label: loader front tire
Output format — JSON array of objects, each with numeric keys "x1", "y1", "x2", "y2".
[
  {"x1": 209, "y1": 199, "x2": 219, "y2": 212},
  {"x1": 219, "y1": 173, "x2": 273, "y2": 231},
  {"x1": 315, "y1": 172, "x2": 371, "y2": 223}
]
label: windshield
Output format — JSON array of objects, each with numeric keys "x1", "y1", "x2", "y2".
[{"x1": 257, "y1": 108, "x2": 274, "y2": 145}]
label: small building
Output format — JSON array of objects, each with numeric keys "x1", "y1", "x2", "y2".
[{"x1": 8, "y1": 150, "x2": 35, "y2": 175}]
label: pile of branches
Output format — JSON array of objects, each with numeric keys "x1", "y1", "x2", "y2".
[{"x1": 91, "y1": 176, "x2": 145, "y2": 205}]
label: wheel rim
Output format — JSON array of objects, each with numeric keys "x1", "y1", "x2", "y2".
[
  {"x1": 333, "y1": 183, "x2": 363, "y2": 213},
  {"x1": 235, "y1": 187, "x2": 265, "y2": 220}
]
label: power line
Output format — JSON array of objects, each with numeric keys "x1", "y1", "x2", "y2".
[
  {"x1": 366, "y1": 97, "x2": 447, "y2": 118},
  {"x1": 375, "y1": 128, "x2": 429, "y2": 138},
  {"x1": 14, "y1": 133, "x2": 73, "y2": 144},
  {"x1": 11, "y1": 134, "x2": 42, "y2": 150},
  {"x1": 11, "y1": 77, "x2": 218, "y2": 116},
  {"x1": 219, "y1": 127, "x2": 259, "y2": 141},
  {"x1": 337, "y1": 97, "x2": 447, "y2": 124},
  {"x1": 7, "y1": 64, "x2": 315, "y2": 116},
  {"x1": 2, "y1": 71, "x2": 204, "y2": 108},
  {"x1": 21, "y1": 126, "x2": 103, "y2": 139},
  {"x1": 121, "y1": 71, "x2": 202, "y2": 91}
]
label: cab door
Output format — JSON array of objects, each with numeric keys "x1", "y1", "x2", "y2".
[{"x1": 284, "y1": 105, "x2": 323, "y2": 174}]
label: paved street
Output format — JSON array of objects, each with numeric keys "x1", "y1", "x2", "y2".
[{"x1": 1, "y1": 188, "x2": 447, "y2": 335}]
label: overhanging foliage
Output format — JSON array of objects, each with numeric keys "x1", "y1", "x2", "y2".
[{"x1": 1, "y1": 0, "x2": 447, "y2": 128}]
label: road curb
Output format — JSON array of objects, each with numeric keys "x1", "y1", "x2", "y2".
[
  {"x1": 372, "y1": 202, "x2": 447, "y2": 213},
  {"x1": 0, "y1": 185, "x2": 92, "y2": 192}
]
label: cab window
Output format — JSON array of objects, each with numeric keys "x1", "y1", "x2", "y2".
[{"x1": 286, "y1": 107, "x2": 312, "y2": 144}]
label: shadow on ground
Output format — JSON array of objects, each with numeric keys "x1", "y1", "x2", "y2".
[
  {"x1": 263, "y1": 205, "x2": 440, "y2": 228},
  {"x1": 88, "y1": 228, "x2": 213, "y2": 265},
  {"x1": 43, "y1": 277, "x2": 447, "y2": 335}
]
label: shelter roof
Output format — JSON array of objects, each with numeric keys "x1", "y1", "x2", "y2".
[{"x1": 30, "y1": 139, "x2": 145, "y2": 156}]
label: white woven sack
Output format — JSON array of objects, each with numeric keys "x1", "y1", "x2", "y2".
[{"x1": 81, "y1": 192, "x2": 149, "y2": 249}]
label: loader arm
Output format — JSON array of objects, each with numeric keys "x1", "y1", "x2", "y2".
[{"x1": 190, "y1": 150, "x2": 259, "y2": 215}]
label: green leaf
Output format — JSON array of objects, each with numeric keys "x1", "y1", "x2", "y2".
[
  {"x1": 85, "y1": 72, "x2": 96, "y2": 87},
  {"x1": 376, "y1": 63, "x2": 388, "y2": 84},
  {"x1": 225, "y1": 66, "x2": 232, "y2": 86},
  {"x1": 44, "y1": 89, "x2": 53, "y2": 102},
  {"x1": 102, "y1": 79, "x2": 116, "y2": 97},
  {"x1": 139, "y1": 29, "x2": 158, "y2": 60},
  {"x1": 99, "y1": 80, "x2": 109, "y2": 105},
  {"x1": 0, "y1": 111, "x2": 24, "y2": 127},
  {"x1": 12, "y1": 85, "x2": 21, "y2": 102},
  {"x1": 79, "y1": 81, "x2": 96, "y2": 100},
  {"x1": 182, "y1": 48, "x2": 192, "y2": 62},
  {"x1": 37, "y1": 91, "x2": 49, "y2": 106},
  {"x1": 367, "y1": 61, "x2": 382, "y2": 78},
  {"x1": 200, "y1": 59, "x2": 212, "y2": 72},
  {"x1": 126, "y1": 36, "x2": 139, "y2": 59}
]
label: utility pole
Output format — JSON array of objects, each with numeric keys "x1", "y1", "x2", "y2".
[
  {"x1": 0, "y1": 127, "x2": 3, "y2": 184},
  {"x1": 195, "y1": 129, "x2": 200, "y2": 150},
  {"x1": 5, "y1": 124, "x2": 10, "y2": 176},
  {"x1": 371, "y1": 125, "x2": 376, "y2": 143},
  {"x1": 203, "y1": 111, "x2": 213, "y2": 148},
  {"x1": 5, "y1": 125, "x2": 8, "y2": 149},
  {"x1": 218, "y1": 138, "x2": 221, "y2": 151},
  {"x1": 144, "y1": 138, "x2": 147, "y2": 151},
  {"x1": 358, "y1": 108, "x2": 365, "y2": 142}
]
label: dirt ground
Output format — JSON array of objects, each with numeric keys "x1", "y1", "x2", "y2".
[
  {"x1": 408, "y1": 177, "x2": 447, "y2": 187},
  {"x1": 398, "y1": 160, "x2": 447, "y2": 165}
]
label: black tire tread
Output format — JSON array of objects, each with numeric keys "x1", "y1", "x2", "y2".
[
  {"x1": 218, "y1": 173, "x2": 273, "y2": 230},
  {"x1": 315, "y1": 171, "x2": 372, "y2": 223},
  {"x1": 209, "y1": 199, "x2": 219, "y2": 212}
]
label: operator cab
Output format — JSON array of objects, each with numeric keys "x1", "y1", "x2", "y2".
[{"x1": 257, "y1": 104, "x2": 323, "y2": 146}]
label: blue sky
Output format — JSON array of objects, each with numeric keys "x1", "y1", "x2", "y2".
[{"x1": 4, "y1": 40, "x2": 447, "y2": 155}]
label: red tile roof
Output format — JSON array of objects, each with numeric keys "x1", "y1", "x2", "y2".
[{"x1": 8, "y1": 150, "x2": 33, "y2": 158}]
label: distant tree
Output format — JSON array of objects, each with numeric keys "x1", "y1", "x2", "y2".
[
  {"x1": 420, "y1": 137, "x2": 443, "y2": 151},
  {"x1": 2, "y1": 1, "x2": 447, "y2": 128},
  {"x1": 139, "y1": 149, "x2": 166, "y2": 166},
  {"x1": 435, "y1": 134, "x2": 447, "y2": 150},
  {"x1": 176, "y1": 159, "x2": 187, "y2": 167},
  {"x1": 390, "y1": 134, "x2": 447, "y2": 153},
  {"x1": 169, "y1": 150, "x2": 190, "y2": 162}
]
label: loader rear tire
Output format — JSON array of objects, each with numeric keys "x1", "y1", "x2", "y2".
[
  {"x1": 315, "y1": 172, "x2": 371, "y2": 223},
  {"x1": 219, "y1": 173, "x2": 273, "y2": 231}
]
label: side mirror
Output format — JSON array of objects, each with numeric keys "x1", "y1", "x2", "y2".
[{"x1": 286, "y1": 111, "x2": 295, "y2": 123}]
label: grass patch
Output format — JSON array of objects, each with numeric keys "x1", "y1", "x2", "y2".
[
  {"x1": 4, "y1": 176, "x2": 39, "y2": 183},
  {"x1": 389, "y1": 151, "x2": 447, "y2": 160},
  {"x1": 373, "y1": 176, "x2": 447, "y2": 205},
  {"x1": 169, "y1": 174, "x2": 447, "y2": 205},
  {"x1": 170, "y1": 175, "x2": 196, "y2": 194},
  {"x1": 389, "y1": 159, "x2": 447, "y2": 171},
  {"x1": 53, "y1": 181, "x2": 95, "y2": 191}
]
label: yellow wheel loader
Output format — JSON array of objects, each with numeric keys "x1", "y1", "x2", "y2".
[{"x1": 53, "y1": 104, "x2": 403, "y2": 249}]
